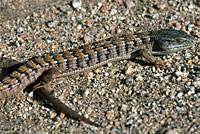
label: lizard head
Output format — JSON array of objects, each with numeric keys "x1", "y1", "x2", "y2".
[{"x1": 150, "y1": 29, "x2": 197, "y2": 55}]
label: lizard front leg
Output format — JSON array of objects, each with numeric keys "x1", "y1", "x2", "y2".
[{"x1": 140, "y1": 48, "x2": 166, "y2": 65}]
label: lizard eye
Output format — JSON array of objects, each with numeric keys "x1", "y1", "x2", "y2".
[{"x1": 176, "y1": 38, "x2": 186, "y2": 43}]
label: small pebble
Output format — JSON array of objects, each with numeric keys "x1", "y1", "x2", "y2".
[
  {"x1": 195, "y1": 21, "x2": 200, "y2": 26},
  {"x1": 121, "y1": 104, "x2": 128, "y2": 111},
  {"x1": 125, "y1": 0, "x2": 135, "y2": 9},
  {"x1": 136, "y1": 75, "x2": 143, "y2": 81},
  {"x1": 165, "y1": 129, "x2": 179, "y2": 134},
  {"x1": 72, "y1": 0, "x2": 82, "y2": 9},
  {"x1": 193, "y1": 56, "x2": 199, "y2": 63},
  {"x1": 83, "y1": 36, "x2": 91, "y2": 43},
  {"x1": 47, "y1": 21, "x2": 59, "y2": 28},
  {"x1": 125, "y1": 66, "x2": 134, "y2": 76},
  {"x1": 155, "y1": 3, "x2": 167, "y2": 10}
]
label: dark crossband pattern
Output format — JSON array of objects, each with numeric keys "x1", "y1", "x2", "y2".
[{"x1": 0, "y1": 29, "x2": 196, "y2": 98}]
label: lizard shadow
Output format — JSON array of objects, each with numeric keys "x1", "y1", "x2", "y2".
[
  {"x1": 129, "y1": 56, "x2": 159, "y2": 66},
  {"x1": 129, "y1": 58, "x2": 153, "y2": 66}
]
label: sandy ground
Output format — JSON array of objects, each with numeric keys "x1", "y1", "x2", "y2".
[{"x1": 0, "y1": 0, "x2": 199, "y2": 133}]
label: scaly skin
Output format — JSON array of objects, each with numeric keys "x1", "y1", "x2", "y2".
[{"x1": 0, "y1": 29, "x2": 196, "y2": 98}]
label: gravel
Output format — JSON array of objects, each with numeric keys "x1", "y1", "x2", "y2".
[{"x1": 0, "y1": 0, "x2": 200, "y2": 133}]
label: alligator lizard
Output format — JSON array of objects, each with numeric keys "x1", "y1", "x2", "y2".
[{"x1": 0, "y1": 29, "x2": 196, "y2": 126}]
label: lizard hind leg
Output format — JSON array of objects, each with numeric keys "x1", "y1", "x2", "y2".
[
  {"x1": 25, "y1": 68, "x2": 101, "y2": 127},
  {"x1": 25, "y1": 68, "x2": 59, "y2": 93}
]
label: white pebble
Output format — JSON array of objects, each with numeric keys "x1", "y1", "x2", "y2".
[
  {"x1": 121, "y1": 104, "x2": 128, "y2": 111},
  {"x1": 105, "y1": 72, "x2": 109, "y2": 76},
  {"x1": 136, "y1": 75, "x2": 143, "y2": 81},
  {"x1": 72, "y1": 0, "x2": 82, "y2": 9},
  {"x1": 177, "y1": 92, "x2": 183, "y2": 98}
]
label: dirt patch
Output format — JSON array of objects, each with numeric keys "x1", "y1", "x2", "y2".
[{"x1": 0, "y1": 0, "x2": 66, "y2": 22}]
